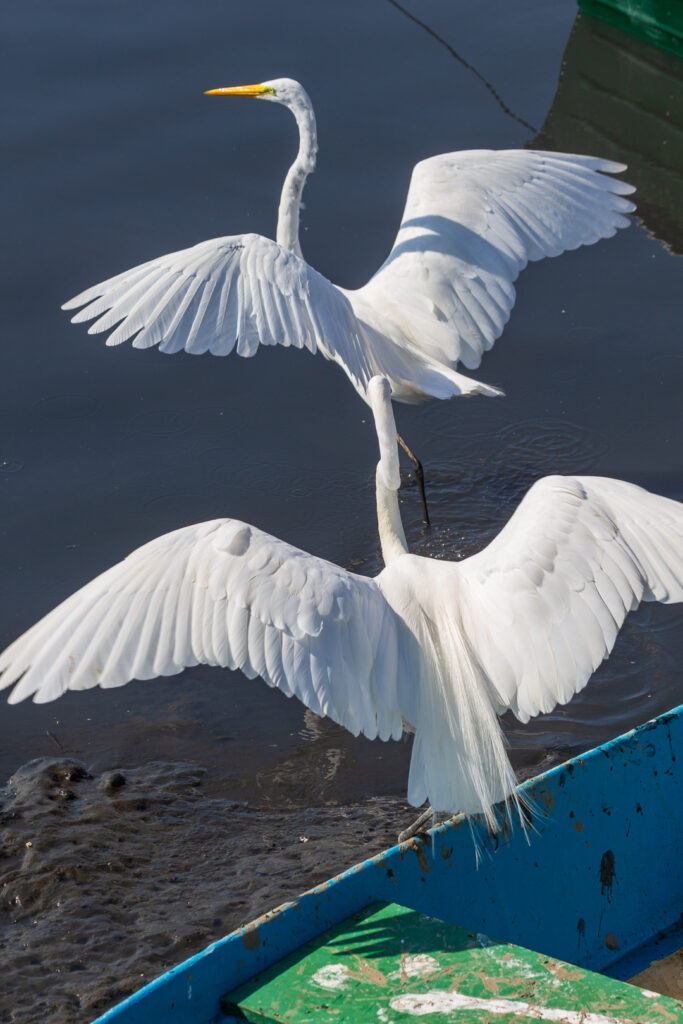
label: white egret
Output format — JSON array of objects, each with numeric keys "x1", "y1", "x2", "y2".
[
  {"x1": 62, "y1": 78, "x2": 635, "y2": 522},
  {"x1": 2, "y1": 376, "x2": 682, "y2": 834}
]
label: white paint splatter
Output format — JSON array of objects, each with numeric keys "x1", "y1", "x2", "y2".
[
  {"x1": 478, "y1": 943, "x2": 539, "y2": 979},
  {"x1": 390, "y1": 954, "x2": 440, "y2": 980},
  {"x1": 491, "y1": 953, "x2": 539, "y2": 979},
  {"x1": 389, "y1": 989, "x2": 634, "y2": 1023},
  {"x1": 311, "y1": 963, "x2": 350, "y2": 991}
]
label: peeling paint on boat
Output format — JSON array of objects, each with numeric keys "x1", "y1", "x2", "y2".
[
  {"x1": 389, "y1": 989, "x2": 635, "y2": 1022},
  {"x1": 311, "y1": 963, "x2": 349, "y2": 990}
]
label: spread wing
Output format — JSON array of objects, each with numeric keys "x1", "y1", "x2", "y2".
[
  {"x1": 354, "y1": 150, "x2": 635, "y2": 370},
  {"x1": 458, "y1": 476, "x2": 683, "y2": 723},
  {"x1": 0, "y1": 519, "x2": 417, "y2": 742},
  {"x1": 62, "y1": 233, "x2": 377, "y2": 395}
]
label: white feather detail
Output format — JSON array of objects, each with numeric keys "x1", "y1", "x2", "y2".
[
  {"x1": 458, "y1": 476, "x2": 683, "y2": 725},
  {"x1": 0, "y1": 519, "x2": 411, "y2": 747},
  {"x1": 63, "y1": 149, "x2": 633, "y2": 405}
]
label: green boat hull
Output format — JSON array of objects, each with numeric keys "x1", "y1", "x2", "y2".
[
  {"x1": 579, "y1": 0, "x2": 683, "y2": 57},
  {"x1": 536, "y1": 10, "x2": 683, "y2": 255}
]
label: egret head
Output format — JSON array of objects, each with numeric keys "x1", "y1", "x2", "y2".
[
  {"x1": 206, "y1": 77, "x2": 317, "y2": 253},
  {"x1": 205, "y1": 78, "x2": 311, "y2": 113}
]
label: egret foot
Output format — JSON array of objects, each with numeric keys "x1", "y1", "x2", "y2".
[
  {"x1": 398, "y1": 806, "x2": 434, "y2": 843},
  {"x1": 396, "y1": 433, "x2": 430, "y2": 526}
]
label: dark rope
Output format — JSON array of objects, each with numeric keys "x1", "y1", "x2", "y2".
[{"x1": 384, "y1": 0, "x2": 538, "y2": 134}]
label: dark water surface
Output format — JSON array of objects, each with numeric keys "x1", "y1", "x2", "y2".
[{"x1": 1, "y1": 1, "x2": 681, "y2": 1020}]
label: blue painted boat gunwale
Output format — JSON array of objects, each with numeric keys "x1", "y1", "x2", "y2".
[{"x1": 93, "y1": 704, "x2": 683, "y2": 1024}]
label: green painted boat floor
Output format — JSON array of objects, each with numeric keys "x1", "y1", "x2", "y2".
[{"x1": 221, "y1": 902, "x2": 682, "y2": 1023}]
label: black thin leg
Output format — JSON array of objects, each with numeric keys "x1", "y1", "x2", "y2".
[{"x1": 397, "y1": 433, "x2": 430, "y2": 526}]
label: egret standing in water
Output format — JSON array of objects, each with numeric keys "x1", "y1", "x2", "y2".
[
  {"x1": 2, "y1": 376, "x2": 681, "y2": 834},
  {"x1": 62, "y1": 78, "x2": 635, "y2": 522}
]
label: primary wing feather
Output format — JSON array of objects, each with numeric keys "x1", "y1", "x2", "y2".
[
  {"x1": 63, "y1": 150, "x2": 634, "y2": 403},
  {"x1": 458, "y1": 476, "x2": 683, "y2": 723},
  {"x1": 354, "y1": 150, "x2": 635, "y2": 370},
  {"x1": 0, "y1": 520, "x2": 416, "y2": 742},
  {"x1": 63, "y1": 234, "x2": 378, "y2": 394}
]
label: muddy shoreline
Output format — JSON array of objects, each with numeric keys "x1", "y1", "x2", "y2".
[{"x1": 1, "y1": 756, "x2": 420, "y2": 1024}]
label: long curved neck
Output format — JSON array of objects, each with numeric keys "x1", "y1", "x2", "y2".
[
  {"x1": 276, "y1": 101, "x2": 317, "y2": 258},
  {"x1": 367, "y1": 375, "x2": 409, "y2": 566},
  {"x1": 376, "y1": 470, "x2": 409, "y2": 566}
]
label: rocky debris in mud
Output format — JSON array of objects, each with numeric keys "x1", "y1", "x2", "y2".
[{"x1": 0, "y1": 756, "x2": 415, "y2": 1024}]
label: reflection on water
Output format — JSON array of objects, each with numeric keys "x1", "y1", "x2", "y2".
[
  {"x1": 385, "y1": 0, "x2": 538, "y2": 133},
  {"x1": 535, "y1": 11, "x2": 683, "y2": 254},
  {"x1": 352, "y1": 415, "x2": 612, "y2": 574}
]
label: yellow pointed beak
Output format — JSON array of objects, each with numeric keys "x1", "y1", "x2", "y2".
[{"x1": 204, "y1": 84, "x2": 274, "y2": 98}]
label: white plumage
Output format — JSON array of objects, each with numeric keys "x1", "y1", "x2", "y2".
[
  {"x1": 62, "y1": 78, "x2": 635, "y2": 405},
  {"x1": 2, "y1": 376, "x2": 682, "y2": 830}
]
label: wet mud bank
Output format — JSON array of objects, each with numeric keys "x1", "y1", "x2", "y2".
[{"x1": 0, "y1": 757, "x2": 415, "y2": 1024}]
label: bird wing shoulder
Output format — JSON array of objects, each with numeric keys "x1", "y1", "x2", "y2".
[
  {"x1": 456, "y1": 475, "x2": 683, "y2": 723},
  {"x1": 63, "y1": 233, "x2": 369, "y2": 376},
  {"x1": 0, "y1": 519, "x2": 411, "y2": 741},
  {"x1": 355, "y1": 150, "x2": 634, "y2": 371}
]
